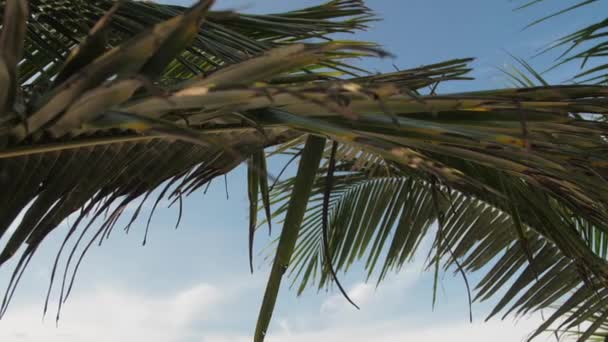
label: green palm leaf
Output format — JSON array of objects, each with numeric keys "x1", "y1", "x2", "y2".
[{"x1": 517, "y1": 0, "x2": 608, "y2": 84}]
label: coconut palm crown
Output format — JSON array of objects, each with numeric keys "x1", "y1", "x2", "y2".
[{"x1": 1, "y1": 1, "x2": 608, "y2": 341}]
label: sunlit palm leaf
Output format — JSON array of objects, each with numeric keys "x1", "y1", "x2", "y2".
[{"x1": 500, "y1": 56, "x2": 608, "y2": 259}]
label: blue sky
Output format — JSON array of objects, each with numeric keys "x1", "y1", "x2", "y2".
[{"x1": 2, "y1": 0, "x2": 608, "y2": 341}]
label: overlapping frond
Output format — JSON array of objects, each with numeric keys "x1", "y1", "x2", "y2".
[
  {"x1": 0, "y1": 127, "x2": 295, "y2": 318},
  {"x1": 270, "y1": 159, "x2": 608, "y2": 340},
  {"x1": 500, "y1": 56, "x2": 608, "y2": 260},
  {"x1": 563, "y1": 308, "x2": 608, "y2": 341},
  {"x1": 0, "y1": 0, "x2": 374, "y2": 89},
  {"x1": 517, "y1": 0, "x2": 608, "y2": 83},
  {"x1": 1, "y1": 1, "x2": 608, "y2": 341}
]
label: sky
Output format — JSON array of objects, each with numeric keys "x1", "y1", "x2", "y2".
[{"x1": 2, "y1": 0, "x2": 608, "y2": 341}]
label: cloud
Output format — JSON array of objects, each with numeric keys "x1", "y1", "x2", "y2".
[
  {"x1": 274, "y1": 255, "x2": 549, "y2": 342},
  {"x1": 0, "y1": 224, "x2": 549, "y2": 342},
  {"x1": 203, "y1": 316, "x2": 548, "y2": 342},
  {"x1": 275, "y1": 318, "x2": 547, "y2": 342},
  {"x1": 0, "y1": 282, "x2": 225, "y2": 342},
  {"x1": 170, "y1": 283, "x2": 225, "y2": 327},
  {"x1": 320, "y1": 282, "x2": 374, "y2": 314},
  {"x1": 320, "y1": 256, "x2": 424, "y2": 318},
  {"x1": 0, "y1": 269, "x2": 550, "y2": 342}
]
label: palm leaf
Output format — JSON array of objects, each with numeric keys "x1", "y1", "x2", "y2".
[
  {"x1": 516, "y1": 0, "x2": 608, "y2": 83},
  {"x1": 0, "y1": 0, "x2": 374, "y2": 88},
  {"x1": 499, "y1": 56, "x2": 608, "y2": 259},
  {"x1": 271, "y1": 155, "x2": 608, "y2": 341},
  {"x1": 561, "y1": 308, "x2": 608, "y2": 341}
]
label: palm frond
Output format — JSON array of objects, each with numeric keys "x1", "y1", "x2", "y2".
[
  {"x1": 500, "y1": 55, "x2": 549, "y2": 87},
  {"x1": 561, "y1": 308, "x2": 608, "y2": 341},
  {"x1": 271, "y1": 154, "x2": 608, "y2": 341},
  {"x1": 0, "y1": 0, "x2": 375, "y2": 89},
  {"x1": 516, "y1": 0, "x2": 608, "y2": 84},
  {"x1": 499, "y1": 56, "x2": 608, "y2": 260}
]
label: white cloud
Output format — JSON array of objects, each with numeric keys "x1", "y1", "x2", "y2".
[
  {"x1": 320, "y1": 257, "x2": 424, "y2": 317},
  {"x1": 169, "y1": 283, "x2": 223, "y2": 326},
  {"x1": 320, "y1": 282, "x2": 374, "y2": 314},
  {"x1": 278, "y1": 318, "x2": 292, "y2": 337},
  {"x1": 275, "y1": 256, "x2": 550, "y2": 342},
  {"x1": 0, "y1": 228, "x2": 551, "y2": 342},
  {"x1": 0, "y1": 269, "x2": 552, "y2": 342},
  {"x1": 0, "y1": 282, "x2": 224, "y2": 342},
  {"x1": 203, "y1": 316, "x2": 548, "y2": 342}
]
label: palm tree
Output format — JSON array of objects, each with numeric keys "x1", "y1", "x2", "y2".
[{"x1": 1, "y1": 1, "x2": 608, "y2": 341}]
